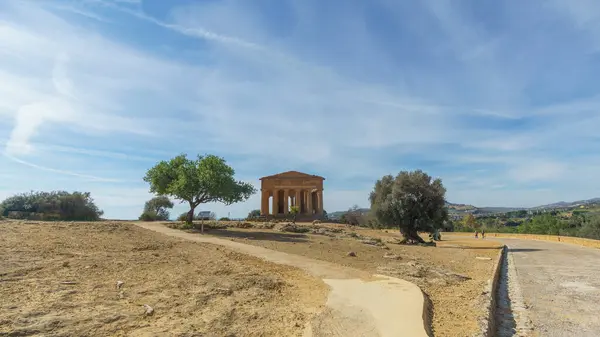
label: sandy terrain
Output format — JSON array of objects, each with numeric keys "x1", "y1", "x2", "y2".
[
  {"x1": 182, "y1": 221, "x2": 502, "y2": 337},
  {"x1": 137, "y1": 222, "x2": 431, "y2": 337},
  {"x1": 0, "y1": 220, "x2": 328, "y2": 337}
]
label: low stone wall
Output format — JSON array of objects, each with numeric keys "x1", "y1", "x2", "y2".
[
  {"x1": 475, "y1": 245, "x2": 506, "y2": 337},
  {"x1": 448, "y1": 232, "x2": 600, "y2": 249}
]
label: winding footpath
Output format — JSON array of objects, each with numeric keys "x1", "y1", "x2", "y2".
[
  {"x1": 135, "y1": 222, "x2": 430, "y2": 337},
  {"x1": 494, "y1": 238, "x2": 600, "y2": 337}
]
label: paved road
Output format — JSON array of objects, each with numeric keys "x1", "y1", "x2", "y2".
[{"x1": 496, "y1": 238, "x2": 600, "y2": 337}]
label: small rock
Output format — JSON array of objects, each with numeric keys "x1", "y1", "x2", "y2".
[
  {"x1": 142, "y1": 304, "x2": 154, "y2": 316},
  {"x1": 445, "y1": 272, "x2": 471, "y2": 281},
  {"x1": 62, "y1": 261, "x2": 70, "y2": 267},
  {"x1": 383, "y1": 253, "x2": 401, "y2": 260},
  {"x1": 347, "y1": 251, "x2": 357, "y2": 257},
  {"x1": 428, "y1": 278, "x2": 448, "y2": 286},
  {"x1": 102, "y1": 314, "x2": 124, "y2": 324},
  {"x1": 212, "y1": 287, "x2": 233, "y2": 296},
  {"x1": 116, "y1": 281, "x2": 124, "y2": 289}
]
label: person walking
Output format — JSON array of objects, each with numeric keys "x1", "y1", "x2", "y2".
[
  {"x1": 474, "y1": 230, "x2": 479, "y2": 239},
  {"x1": 481, "y1": 229, "x2": 486, "y2": 239}
]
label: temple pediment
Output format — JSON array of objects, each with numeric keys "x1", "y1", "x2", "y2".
[{"x1": 259, "y1": 171, "x2": 325, "y2": 180}]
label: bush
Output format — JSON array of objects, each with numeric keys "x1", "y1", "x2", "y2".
[
  {"x1": 247, "y1": 209, "x2": 261, "y2": 218},
  {"x1": 577, "y1": 216, "x2": 600, "y2": 240},
  {"x1": 177, "y1": 212, "x2": 188, "y2": 222},
  {"x1": 139, "y1": 211, "x2": 162, "y2": 221},
  {"x1": 0, "y1": 191, "x2": 103, "y2": 221},
  {"x1": 219, "y1": 217, "x2": 231, "y2": 221}
]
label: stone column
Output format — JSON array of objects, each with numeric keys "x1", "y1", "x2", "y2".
[
  {"x1": 283, "y1": 189, "x2": 289, "y2": 214},
  {"x1": 307, "y1": 190, "x2": 313, "y2": 215},
  {"x1": 272, "y1": 189, "x2": 279, "y2": 215},
  {"x1": 295, "y1": 190, "x2": 301, "y2": 211},
  {"x1": 317, "y1": 190, "x2": 324, "y2": 215},
  {"x1": 260, "y1": 190, "x2": 269, "y2": 216}
]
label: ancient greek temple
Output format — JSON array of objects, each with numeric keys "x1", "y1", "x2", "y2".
[{"x1": 259, "y1": 171, "x2": 324, "y2": 219}]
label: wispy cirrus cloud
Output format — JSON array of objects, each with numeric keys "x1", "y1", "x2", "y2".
[{"x1": 1, "y1": 0, "x2": 600, "y2": 218}]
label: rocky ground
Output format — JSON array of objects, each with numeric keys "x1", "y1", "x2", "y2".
[
  {"x1": 176, "y1": 221, "x2": 502, "y2": 337},
  {"x1": 0, "y1": 220, "x2": 328, "y2": 337}
]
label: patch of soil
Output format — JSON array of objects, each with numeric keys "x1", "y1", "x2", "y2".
[
  {"x1": 201, "y1": 222, "x2": 502, "y2": 337},
  {"x1": 0, "y1": 220, "x2": 327, "y2": 336}
]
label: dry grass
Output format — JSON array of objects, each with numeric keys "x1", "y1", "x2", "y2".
[{"x1": 0, "y1": 220, "x2": 327, "y2": 337}]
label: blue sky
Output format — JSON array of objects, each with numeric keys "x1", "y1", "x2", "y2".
[{"x1": 2, "y1": 0, "x2": 600, "y2": 219}]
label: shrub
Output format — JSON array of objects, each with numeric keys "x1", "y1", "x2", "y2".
[
  {"x1": 0, "y1": 191, "x2": 103, "y2": 221},
  {"x1": 247, "y1": 209, "x2": 261, "y2": 218},
  {"x1": 139, "y1": 211, "x2": 161, "y2": 221},
  {"x1": 219, "y1": 217, "x2": 231, "y2": 221},
  {"x1": 578, "y1": 216, "x2": 600, "y2": 240},
  {"x1": 177, "y1": 212, "x2": 188, "y2": 222}
]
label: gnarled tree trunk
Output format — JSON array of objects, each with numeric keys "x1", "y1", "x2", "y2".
[
  {"x1": 187, "y1": 205, "x2": 195, "y2": 225},
  {"x1": 399, "y1": 227, "x2": 426, "y2": 244}
]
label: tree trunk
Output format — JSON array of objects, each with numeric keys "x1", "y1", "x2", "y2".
[
  {"x1": 187, "y1": 206, "x2": 195, "y2": 225},
  {"x1": 399, "y1": 227, "x2": 426, "y2": 244}
]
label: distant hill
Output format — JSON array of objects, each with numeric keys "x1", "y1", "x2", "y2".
[
  {"x1": 327, "y1": 208, "x2": 369, "y2": 220},
  {"x1": 531, "y1": 197, "x2": 600, "y2": 210},
  {"x1": 328, "y1": 197, "x2": 600, "y2": 219}
]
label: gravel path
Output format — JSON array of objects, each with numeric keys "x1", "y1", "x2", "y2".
[{"x1": 494, "y1": 238, "x2": 600, "y2": 337}]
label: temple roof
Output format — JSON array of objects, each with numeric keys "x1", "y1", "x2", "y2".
[{"x1": 259, "y1": 170, "x2": 325, "y2": 180}]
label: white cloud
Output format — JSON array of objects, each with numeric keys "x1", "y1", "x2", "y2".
[
  {"x1": 3, "y1": 153, "x2": 120, "y2": 182},
  {"x1": 1, "y1": 0, "x2": 600, "y2": 218},
  {"x1": 507, "y1": 161, "x2": 567, "y2": 183}
]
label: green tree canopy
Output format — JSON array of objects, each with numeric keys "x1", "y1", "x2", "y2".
[
  {"x1": 462, "y1": 213, "x2": 478, "y2": 229},
  {"x1": 0, "y1": 191, "x2": 103, "y2": 221},
  {"x1": 289, "y1": 205, "x2": 300, "y2": 224},
  {"x1": 143, "y1": 154, "x2": 256, "y2": 225},
  {"x1": 247, "y1": 209, "x2": 261, "y2": 218},
  {"x1": 139, "y1": 196, "x2": 174, "y2": 221},
  {"x1": 369, "y1": 170, "x2": 448, "y2": 244}
]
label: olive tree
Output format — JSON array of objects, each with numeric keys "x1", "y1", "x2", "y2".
[
  {"x1": 143, "y1": 154, "x2": 256, "y2": 226},
  {"x1": 289, "y1": 205, "x2": 300, "y2": 224},
  {"x1": 369, "y1": 170, "x2": 448, "y2": 244},
  {"x1": 139, "y1": 196, "x2": 174, "y2": 221}
]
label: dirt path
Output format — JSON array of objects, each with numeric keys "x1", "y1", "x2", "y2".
[
  {"x1": 494, "y1": 238, "x2": 600, "y2": 337},
  {"x1": 136, "y1": 222, "x2": 430, "y2": 337}
]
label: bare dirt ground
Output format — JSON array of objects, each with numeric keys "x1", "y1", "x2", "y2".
[
  {"x1": 0, "y1": 220, "x2": 328, "y2": 337},
  {"x1": 175, "y1": 221, "x2": 502, "y2": 337}
]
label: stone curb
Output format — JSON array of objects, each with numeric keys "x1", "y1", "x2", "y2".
[
  {"x1": 474, "y1": 245, "x2": 507, "y2": 337},
  {"x1": 421, "y1": 292, "x2": 434, "y2": 337}
]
